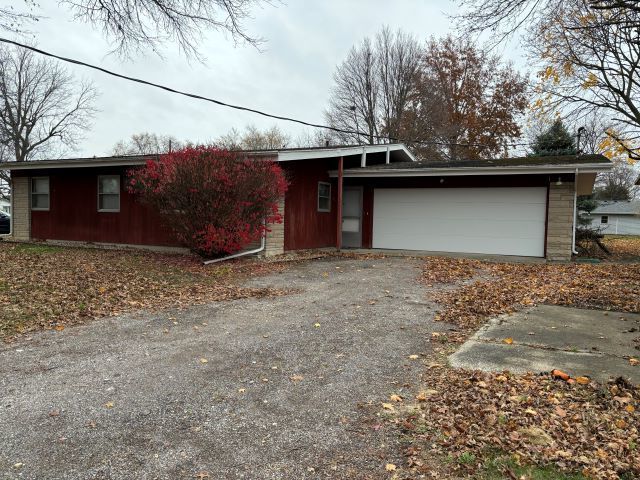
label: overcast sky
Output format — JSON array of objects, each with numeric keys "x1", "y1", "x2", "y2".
[{"x1": 28, "y1": 1, "x2": 526, "y2": 157}]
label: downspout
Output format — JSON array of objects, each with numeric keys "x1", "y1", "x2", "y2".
[
  {"x1": 203, "y1": 225, "x2": 266, "y2": 265},
  {"x1": 572, "y1": 168, "x2": 579, "y2": 255}
]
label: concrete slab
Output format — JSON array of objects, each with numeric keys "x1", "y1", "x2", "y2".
[{"x1": 450, "y1": 305, "x2": 640, "y2": 384}]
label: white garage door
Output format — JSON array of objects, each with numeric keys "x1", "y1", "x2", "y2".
[{"x1": 372, "y1": 187, "x2": 547, "y2": 257}]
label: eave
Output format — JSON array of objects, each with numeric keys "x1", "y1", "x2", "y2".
[{"x1": 328, "y1": 163, "x2": 612, "y2": 178}]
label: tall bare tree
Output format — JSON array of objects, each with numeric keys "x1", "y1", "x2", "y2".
[
  {"x1": 112, "y1": 132, "x2": 183, "y2": 155},
  {"x1": 0, "y1": 45, "x2": 96, "y2": 191},
  {"x1": 595, "y1": 161, "x2": 639, "y2": 200},
  {"x1": 214, "y1": 124, "x2": 290, "y2": 150},
  {"x1": 325, "y1": 27, "x2": 421, "y2": 145},
  {"x1": 0, "y1": 45, "x2": 96, "y2": 162}
]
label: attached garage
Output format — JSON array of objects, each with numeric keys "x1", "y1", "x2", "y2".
[
  {"x1": 332, "y1": 153, "x2": 613, "y2": 261},
  {"x1": 372, "y1": 187, "x2": 547, "y2": 257}
]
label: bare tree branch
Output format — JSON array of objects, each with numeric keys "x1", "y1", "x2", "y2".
[
  {"x1": 325, "y1": 27, "x2": 421, "y2": 145},
  {"x1": 0, "y1": 44, "x2": 97, "y2": 163},
  {"x1": 59, "y1": 0, "x2": 272, "y2": 59}
]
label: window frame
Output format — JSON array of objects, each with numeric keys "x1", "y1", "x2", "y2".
[
  {"x1": 30, "y1": 176, "x2": 50, "y2": 211},
  {"x1": 601, "y1": 215, "x2": 609, "y2": 224},
  {"x1": 317, "y1": 181, "x2": 331, "y2": 213},
  {"x1": 97, "y1": 175, "x2": 121, "y2": 213}
]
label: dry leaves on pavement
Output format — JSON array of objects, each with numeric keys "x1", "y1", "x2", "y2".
[
  {"x1": 0, "y1": 243, "x2": 292, "y2": 339},
  {"x1": 397, "y1": 367, "x2": 639, "y2": 479},
  {"x1": 422, "y1": 257, "x2": 640, "y2": 329}
]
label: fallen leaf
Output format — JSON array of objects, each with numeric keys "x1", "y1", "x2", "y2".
[
  {"x1": 385, "y1": 463, "x2": 397, "y2": 471},
  {"x1": 408, "y1": 354, "x2": 420, "y2": 360},
  {"x1": 54, "y1": 325, "x2": 65, "y2": 331},
  {"x1": 576, "y1": 376, "x2": 590, "y2": 385},
  {"x1": 389, "y1": 394, "x2": 403, "y2": 403},
  {"x1": 199, "y1": 358, "x2": 208, "y2": 364},
  {"x1": 503, "y1": 337, "x2": 514, "y2": 345},
  {"x1": 630, "y1": 358, "x2": 639, "y2": 366},
  {"x1": 314, "y1": 323, "x2": 321, "y2": 328},
  {"x1": 552, "y1": 369, "x2": 570, "y2": 381},
  {"x1": 290, "y1": 374, "x2": 304, "y2": 382},
  {"x1": 104, "y1": 401, "x2": 114, "y2": 409},
  {"x1": 382, "y1": 403, "x2": 395, "y2": 411}
]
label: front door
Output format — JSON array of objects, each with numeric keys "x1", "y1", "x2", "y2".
[{"x1": 342, "y1": 187, "x2": 362, "y2": 248}]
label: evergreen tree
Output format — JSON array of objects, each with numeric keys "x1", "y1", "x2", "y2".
[{"x1": 530, "y1": 120, "x2": 576, "y2": 156}]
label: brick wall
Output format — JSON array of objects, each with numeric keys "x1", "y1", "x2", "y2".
[
  {"x1": 546, "y1": 182, "x2": 575, "y2": 261},
  {"x1": 10, "y1": 176, "x2": 30, "y2": 241},
  {"x1": 264, "y1": 197, "x2": 285, "y2": 257}
]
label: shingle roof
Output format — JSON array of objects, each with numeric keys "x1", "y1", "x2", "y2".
[
  {"x1": 591, "y1": 201, "x2": 640, "y2": 215},
  {"x1": 357, "y1": 154, "x2": 609, "y2": 171}
]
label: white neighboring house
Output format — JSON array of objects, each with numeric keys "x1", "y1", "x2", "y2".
[
  {"x1": 588, "y1": 201, "x2": 640, "y2": 235},
  {"x1": 0, "y1": 196, "x2": 9, "y2": 215}
]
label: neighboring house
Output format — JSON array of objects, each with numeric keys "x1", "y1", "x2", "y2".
[
  {"x1": 0, "y1": 196, "x2": 9, "y2": 215},
  {"x1": 0, "y1": 146, "x2": 611, "y2": 261},
  {"x1": 588, "y1": 201, "x2": 640, "y2": 235}
]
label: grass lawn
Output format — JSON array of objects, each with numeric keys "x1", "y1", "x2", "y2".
[
  {"x1": 389, "y1": 254, "x2": 640, "y2": 479},
  {"x1": 579, "y1": 234, "x2": 640, "y2": 261},
  {"x1": 0, "y1": 242, "x2": 289, "y2": 340}
]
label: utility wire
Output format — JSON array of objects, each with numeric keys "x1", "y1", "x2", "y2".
[{"x1": 0, "y1": 37, "x2": 535, "y2": 150}]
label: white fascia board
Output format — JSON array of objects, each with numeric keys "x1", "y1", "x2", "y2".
[
  {"x1": 328, "y1": 163, "x2": 612, "y2": 178},
  {"x1": 277, "y1": 144, "x2": 415, "y2": 162}
]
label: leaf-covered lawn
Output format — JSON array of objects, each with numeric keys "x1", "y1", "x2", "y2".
[
  {"x1": 394, "y1": 255, "x2": 640, "y2": 479},
  {"x1": 395, "y1": 362, "x2": 638, "y2": 479},
  {"x1": 579, "y1": 235, "x2": 640, "y2": 261},
  {"x1": 0, "y1": 243, "x2": 290, "y2": 340},
  {"x1": 422, "y1": 257, "x2": 640, "y2": 329}
]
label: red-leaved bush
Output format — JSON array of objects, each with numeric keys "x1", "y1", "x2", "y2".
[{"x1": 128, "y1": 147, "x2": 287, "y2": 257}]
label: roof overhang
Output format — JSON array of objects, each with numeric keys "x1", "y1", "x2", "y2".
[
  {"x1": 277, "y1": 144, "x2": 416, "y2": 162},
  {"x1": 329, "y1": 163, "x2": 612, "y2": 178},
  {"x1": 0, "y1": 144, "x2": 416, "y2": 171},
  {"x1": 0, "y1": 156, "x2": 152, "y2": 170}
]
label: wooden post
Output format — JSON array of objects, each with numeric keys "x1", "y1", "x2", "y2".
[{"x1": 336, "y1": 156, "x2": 344, "y2": 250}]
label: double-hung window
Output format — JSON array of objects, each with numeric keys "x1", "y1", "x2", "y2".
[
  {"x1": 318, "y1": 182, "x2": 331, "y2": 212},
  {"x1": 601, "y1": 215, "x2": 609, "y2": 224},
  {"x1": 98, "y1": 175, "x2": 120, "y2": 212},
  {"x1": 31, "y1": 177, "x2": 50, "y2": 211}
]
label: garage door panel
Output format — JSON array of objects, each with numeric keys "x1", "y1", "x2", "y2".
[
  {"x1": 375, "y1": 216, "x2": 544, "y2": 237},
  {"x1": 372, "y1": 188, "x2": 547, "y2": 257},
  {"x1": 374, "y1": 200, "x2": 545, "y2": 221}
]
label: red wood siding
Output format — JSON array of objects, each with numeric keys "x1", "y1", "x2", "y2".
[
  {"x1": 25, "y1": 167, "x2": 179, "y2": 246},
  {"x1": 283, "y1": 160, "x2": 338, "y2": 251}
]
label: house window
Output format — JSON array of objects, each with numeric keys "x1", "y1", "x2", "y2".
[
  {"x1": 601, "y1": 215, "x2": 609, "y2": 224},
  {"x1": 98, "y1": 175, "x2": 120, "y2": 212},
  {"x1": 318, "y1": 182, "x2": 331, "y2": 212},
  {"x1": 31, "y1": 177, "x2": 50, "y2": 210}
]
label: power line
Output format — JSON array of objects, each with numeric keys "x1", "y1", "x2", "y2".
[{"x1": 0, "y1": 37, "x2": 535, "y2": 150}]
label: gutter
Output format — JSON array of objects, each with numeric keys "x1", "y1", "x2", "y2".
[{"x1": 202, "y1": 230, "x2": 266, "y2": 265}]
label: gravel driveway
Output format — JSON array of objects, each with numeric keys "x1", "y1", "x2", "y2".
[{"x1": 0, "y1": 256, "x2": 443, "y2": 480}]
